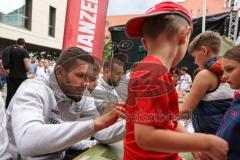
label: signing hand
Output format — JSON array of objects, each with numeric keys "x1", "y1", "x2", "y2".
[{"x1": 93, "y1": 102, "x2": 125, "y2": 131}]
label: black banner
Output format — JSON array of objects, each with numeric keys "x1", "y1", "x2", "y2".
[{"x1": 109, "y1": 12, "x2": 231, "y2": 75}]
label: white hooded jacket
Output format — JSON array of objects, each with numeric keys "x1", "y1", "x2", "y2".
[{"x1": 6, "y1": 72, "x2": 125, "y2": 160}]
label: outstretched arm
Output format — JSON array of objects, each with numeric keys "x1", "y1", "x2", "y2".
[
  {"x1": 134, "y1": 123, "x2": 228, "y2": 160},
  {"x1": 179, "y1": 70, "x2": 214, "y2": 116}
]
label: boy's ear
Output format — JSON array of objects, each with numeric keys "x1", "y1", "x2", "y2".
[
  {"x1": 141, "y1": 38, "x2": 148, "y2": 51},
  {"x1": 178, "y1": 26, "x2": 191, "y2": 45},
  {"x1": 200, "y1": 46, "x2": 208, "y2": 55}
]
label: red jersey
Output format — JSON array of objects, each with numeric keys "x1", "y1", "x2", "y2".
[{"x1": 124, "y1": 56, "x2": 181, "y2": 160}]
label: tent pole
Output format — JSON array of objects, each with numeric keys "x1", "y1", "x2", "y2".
[{"x1": 202, "y1": 0, "x2": 207, "y2": 32}]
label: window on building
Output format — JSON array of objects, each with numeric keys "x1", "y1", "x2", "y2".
[
  {"x1": 24, "y1": 0, "x2": 32, "y2": 29},
  {"x1": 0, "y1": 0, "x2": 32, "y2": 30},
  {"x1": 48, "y1": 6, "x2": 56, "y2": 37}
]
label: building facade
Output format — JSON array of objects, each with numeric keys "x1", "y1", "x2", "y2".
[
  {"x1": 179, "y1": 0, "x2": 230, "y2": 18},
  {"x1": 0, "y1": 0, "x2": 232, "y2": 52},
  {"x1": 105, "y1": 0, "x2": 231, "y2": 37},
  {"x1": 0, "y1": 0, "x2": 67, "y2": 54}
]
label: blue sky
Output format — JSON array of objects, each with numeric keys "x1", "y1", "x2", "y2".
[{"x1": 107, "y1": 0, "x2": 185, "y2": 16}]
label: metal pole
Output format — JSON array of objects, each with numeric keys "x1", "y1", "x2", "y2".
[{"x1": 202, "y1": 0, "x2": 207, "y2": 32}]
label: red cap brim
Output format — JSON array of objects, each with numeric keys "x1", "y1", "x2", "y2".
[{"x1": 125, "y1": 1, "x2": 192, "y2": 38}]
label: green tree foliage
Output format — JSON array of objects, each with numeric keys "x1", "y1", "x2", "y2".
[
  {"x1": 29, "y1": 51, "x2": 60, "y2": 61},
  {"x1": 103, "y1": 37, "x2": 113, "y2": 62}
]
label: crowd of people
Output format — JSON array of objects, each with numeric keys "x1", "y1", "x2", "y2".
[{"x1": 0, "y1": 1, "x2": 240, "y2": 160}]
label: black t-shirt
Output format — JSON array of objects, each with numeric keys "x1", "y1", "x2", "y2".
[{"x1": 8, "y1": 46, "x2": 29, "y2": 79}]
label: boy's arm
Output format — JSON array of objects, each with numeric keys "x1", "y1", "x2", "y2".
[
  {"x1": 134, "y1": 123, "x2": 228, "y2": 160},
  {"x1": 179, "y1": 70, "x2": 213, "y2": 115},
  {"x1": 135, "y1": 123, "x2": 207, "y2": 153}
]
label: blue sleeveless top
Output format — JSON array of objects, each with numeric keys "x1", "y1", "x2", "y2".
[
  {"x1": 192, "y1": 57, "x2": 234, "y2": 134},
  {"x1": 192, "y1": 83, "x2": 233, "y2": 134}
]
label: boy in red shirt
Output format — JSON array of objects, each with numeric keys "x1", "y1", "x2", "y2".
[{"x1": 124, "y1": 1, "x2": 228, "y2": 160}]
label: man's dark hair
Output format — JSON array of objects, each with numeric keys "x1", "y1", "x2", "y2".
[
  {"x1": 56, "y1": 47, "x2": 100, "y2": 72},
  {"x1": 113, "y1": 52, "x2": 128, "y2": 64},
  {"x1": 16, "y1": 38, "x2": 25, "y2": 45},
  {"x1": 113, "y1": 52, "x2": 128, "y2": 72},
  {"x1": 103, "y1": 58, "x2": 124, "y2": 71}
]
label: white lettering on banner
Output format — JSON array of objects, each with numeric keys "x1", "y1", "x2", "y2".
[
  {"x1": 79, "y1": 21, "x2": 95, "y2": 35},
  {"x1": 78, "y1": 35, "x2": 94, "y2": 47},
  {"x1": 80, "y1": 10, "x2": 96, "y2": 23},
  {"x1": 87, "y1": 0, "x2": 98, "y2": 4},
  {"x1": 77, "y1": 45, "x2": 92, "y2": 52},
  {"x1": 81, "y1": 0, "x2": 98, "y2": 13},
  {"x1": 77, "y1": 0, "x2": 99, "y2": 53}
]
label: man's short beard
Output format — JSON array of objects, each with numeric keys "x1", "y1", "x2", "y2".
[
  {"x1": 108, "y1": 78, "x2": 118, "y2": 87},
  {"x1": 62, "y1": 77, "x2": 83, "y2": 102}
]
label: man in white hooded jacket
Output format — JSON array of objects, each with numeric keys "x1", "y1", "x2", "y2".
[
  {"x1": 6, "y1": 47, "x2": 125, "y2": 160},
  {"x1": 0, "y1": 92, "x2": 13, "y2": 160}
]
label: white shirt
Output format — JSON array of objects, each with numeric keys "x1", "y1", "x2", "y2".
[
  {"x1": 115, "y1": 71, "x2": 130, "y2": 102},
  {"x1": 180, "y1": 74, "x2": 192, "y2": 92},
  {"x1": 91, "y1": 75, "x2": 126, "y2": 143},
  {"x1": 92, "y1": 76, "x2": 122, "y2": 114},
  {"x1": 36, "y1": 67, "x2": 52, "y2": 79}
]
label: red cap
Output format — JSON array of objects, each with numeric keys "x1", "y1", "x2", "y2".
[{"x1": 126, "y1": 1, "x2": 192, "y2": 38}]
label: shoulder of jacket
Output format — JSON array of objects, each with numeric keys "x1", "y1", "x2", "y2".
[{"x1": 21, "y1": 78, "x2": 51, "y2": 93}]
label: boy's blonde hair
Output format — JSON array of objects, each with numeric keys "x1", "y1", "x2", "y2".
[
  {"x1": 142, "y1": 14, "x2": 190, "y2": 40},
  {"x1": 188, "y1": 31, "x2": 222, "y2": 54}
]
